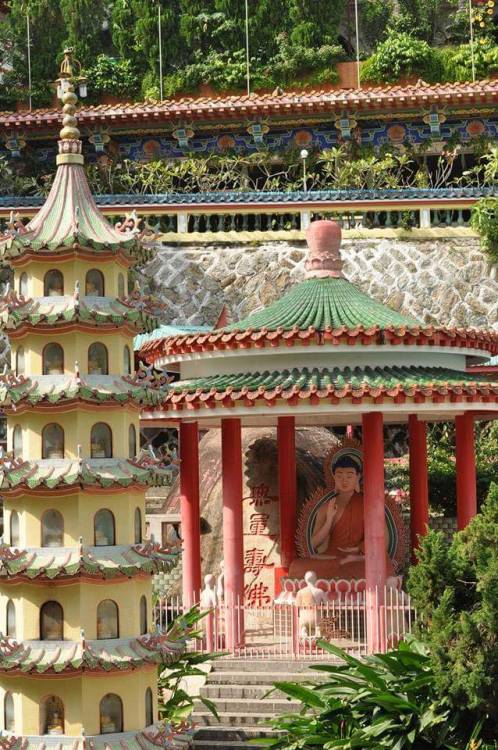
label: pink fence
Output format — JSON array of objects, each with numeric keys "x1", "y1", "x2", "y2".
[{"x1": 154, "y1": 587, "x2": 415, "y2": 658}]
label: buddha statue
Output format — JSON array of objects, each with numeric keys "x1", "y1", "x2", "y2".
[{"x1": 290, "y1": 445, "x2": 395, "y2": 581}]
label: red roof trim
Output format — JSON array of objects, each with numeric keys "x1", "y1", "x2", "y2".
[
  {"x1": 2, "y1": 80, "x2": 497, "y2": 130},
  {"x1": 141, "y1": 325, "x2": 498, "y2": 362}
]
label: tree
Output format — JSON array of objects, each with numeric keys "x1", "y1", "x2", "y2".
[
  {"x1": 112, "y1": 0, "x2": 185, "y2": 96},
  {"x1": 2, "y1": 0, "x2": 65, "y2": 103},
  {"x1": 408, "y1": 485, "x2": 498, "y2": 739},
  {"x1": 60, "y1": 0, "x2": 108, "y2": 69},
  {"x1": 288, "y1": 0, "x2": 348, "y2": 48}
]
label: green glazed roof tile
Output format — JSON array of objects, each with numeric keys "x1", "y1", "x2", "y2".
[
  {"x1": 0, "y1": 633, "x2": 184, "y2": 674},
  {"x1": 222, "y1": 277, "x2": 420, "y2": 333},
  {"x1": 0, "y1": 457, "x2": 174, "y2": 491},
  {"x1": 0, "y1": 294, "x2": 156, "y2": 332},
  {"x1": 0, "y1": 372, "x2": 167, "y2": 408},
  {"x1": 169, "y1": 365, "x2": 498, "y2": 398},
  {"x1": 0, "y1": 542, "x2": 178, "y2": 580}
]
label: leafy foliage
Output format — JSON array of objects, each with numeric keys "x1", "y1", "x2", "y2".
[
  {"x1": 361, "y1": 31, "x2": 442, "y2": 84},
  {"x1": 86, "y1": 55, "x2": 140, "y2": 98},
  {"x1": 472, "y1": 197, "x2": 498, "y2": 263},
  {"x1": 158, "y1": 605, "x2": 219, "y2": 724},
  {"x1": 408, "y1": 487, "x2": 498, "y2": 739},
  {"x1": 259, "y1": 638, "x2": 488, "y2": 748}
]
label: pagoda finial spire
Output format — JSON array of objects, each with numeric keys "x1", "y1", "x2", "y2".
[{"x1": 56, "y1": 48, "x2": 85, "y2": 166}]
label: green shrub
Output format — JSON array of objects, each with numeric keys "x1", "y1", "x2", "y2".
[
  {"x1": 440, "y1": 37, "x2": 498, "y2": 82},
  {"x1": 471, "y1": 197, "x2": 498, "y2": 263},
  {"x1": 86, "y1": 55, "x2": 140, "y2": 99},
  {"x1": 264, "y1": 639, "x2": 488, "y2": 748},
  {"x1": 361, "y1": 31, "x2": 443, "y2": 83},
  {"x1": 408, "y1": 486, "x2": 498, "y2": 739}
]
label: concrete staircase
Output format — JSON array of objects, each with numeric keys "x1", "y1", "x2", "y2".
[{"x1": 191, "y1": 659, "x2": 322, "y2": 750}]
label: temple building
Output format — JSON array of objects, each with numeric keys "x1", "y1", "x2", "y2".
[
  {"x1": 141, "y1": 219, "x2": 498, "y2": 654},
  {"x1": 0, "y1": 59, "x2": 181, "y2": 749}
]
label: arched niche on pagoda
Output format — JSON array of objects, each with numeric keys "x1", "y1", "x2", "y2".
[{"x1": 15, "y1": 256, "x2": 131, "y2": 300}]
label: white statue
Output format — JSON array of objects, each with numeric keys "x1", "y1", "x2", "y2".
[
  {"x1": 200, "y1": 573, "x2": 217, "y2": 609},
  {"x1": 216, "y1": 560, "x2": 225, "y2": 603},
  {"x1": 295, "y1": 570, "x2": 327, "y2": 638}
]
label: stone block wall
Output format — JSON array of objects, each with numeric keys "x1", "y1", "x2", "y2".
[{"x1": 143, "y1": 237, "x2": 497, "y2": 330}]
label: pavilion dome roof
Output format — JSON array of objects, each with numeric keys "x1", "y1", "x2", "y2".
[
  {"x1": 222, "y1": 221, "x2": 419, "y2": 333},
  {"x1": 0, "y1": 87, "x2": 141, "y2": 261},
  {"x1": 222, "y1": 275, "x2": 419, "y2": 333}
]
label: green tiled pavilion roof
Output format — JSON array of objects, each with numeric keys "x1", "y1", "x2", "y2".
[
  {"x1": 0, "y1": 457, "x2": 174, "y2": 491},
  {"x1": 166, "y1": 365, "x2": 498, "y2": 406},
  {"x1": 0, "y1": 162, "x2": 146, "y2": 261},
  {"x1": 0, "y1": 542, "x2": 178, "y2": 580},
  {"x1": 0, "y1": 294, "x2": 156, "y2": 332},
  {"x1": 0, "y1": 633, "x2": 184, "y2": 674},
  {"x1": 222, "y1": 277, "x2": 420, "y2": 333},
  {"x1": 0, "y1": 372, "x2": 167, "y2": 409}
]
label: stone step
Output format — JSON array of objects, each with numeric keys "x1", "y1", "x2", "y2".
[
  {"x1": 206, "y1": 668, "x2": 325, "y2": 685},
  {"x1": 192, "y1": 710, "x2": 286, "y2": 727},
  {"x1": 201, "y1": 683, "x2": 279, "y2": 699},
  {"x1": 194, "y1": 696, "x2": 300, "y2": 714},
  {"x1": 191, "y1": 725, "x2": 282, "y2": 748},
  {"x1": 212, "y1": 659, "x2": 329, "y2": 672}
]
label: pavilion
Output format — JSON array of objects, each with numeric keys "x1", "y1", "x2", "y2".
[{"x1": 141, "y1": 219, "x2": 498, "y2": 654}]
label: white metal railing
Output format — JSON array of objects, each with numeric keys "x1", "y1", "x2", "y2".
[{"x1": 155, "y1": 587, "x2": 415, "y2": 659}]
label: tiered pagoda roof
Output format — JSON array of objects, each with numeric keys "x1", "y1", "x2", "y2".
[
  {"x1": 0, "y1": 292, "x2": 157, "y2": 334},
  {"x1": 0, "y1": 455, "x2": 173, "y2": 493},
  {"x1": 0, "y1": 142, "x2": 143, "y2": 261},
  {"x1": 0, "y1": 541, "x2": 177, "y2": 581}
]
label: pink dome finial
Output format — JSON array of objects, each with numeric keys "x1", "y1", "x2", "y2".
[{"x1": 305, "y1": 220, "x2": 343, "y2": 279}]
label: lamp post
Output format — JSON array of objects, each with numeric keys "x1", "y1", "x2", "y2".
[
  {"x1": 56, "y1": 48, "x2": 88, "y2": 101},
  {"x1": 26, "y1": 12, "x2": 32, "y2": 110},
  {"x1": 245, "y1": 0, "x2": 250, "y2": 95},
  {"x1": 158, "y1": 2, "x2": 164, "y2": 100},
  {"x1": 300, "y1": 149, "x2": 309, "y2": 192}
]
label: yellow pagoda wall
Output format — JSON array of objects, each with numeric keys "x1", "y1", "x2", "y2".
[
  {"x1": 7, "y1": 410, "x2": 140, "y2": 459},
  {"x1": 0, "y1": 579, "x2": 152, "y2": 640},
  {"x1": 11, "y1": 330, "x2": 135, "y2": 378},
  {"x1": 0, "y1": 669, "x2": 157, "y2": 735},
  {"x1": 3, "y1": 489, "x2": 145, "y2": 547},
  {"x1": 14, "y1": 258, "x2": 130, "y2": 299}
]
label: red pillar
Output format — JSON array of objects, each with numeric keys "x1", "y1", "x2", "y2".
[
  {"x1": 362, "y1": 412, "x2": 387, "y2": 654},
  {"x1": 221, "y1": 418, "x2": 245, "y2": 649},
  {"x1": 179, "y1": 421, "x2": 201, "y2": 608},
  {"x1": 408, "y1": 415, "x2": 429, "y2": 561},
  {"x1": 278, "y1": 416, "x2": 297, "y2": 575},
  {"x1": 455, "y1": 413, "x2": 477, "y2": 530}
]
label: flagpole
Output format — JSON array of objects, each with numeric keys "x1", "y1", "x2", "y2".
[
  {"x1": 26, "y1": 12, "x2": 32, "y2": 110},
  {"x1": 468, "y1": 0, "x2": 476, "y2": 83},
  {"x1": 354, "y1": 0, "x2": 361, "y2": 89},
  {"x1": 245, "y1": 0, "x2": 250, "y2": 95},
  {"x1": 158, "y1": 3, "x2": 164, "y2": 100}
]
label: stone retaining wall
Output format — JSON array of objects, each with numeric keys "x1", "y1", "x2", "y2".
[{"x1": 143, "y1": 237, "x2": 497, "y2": 330}]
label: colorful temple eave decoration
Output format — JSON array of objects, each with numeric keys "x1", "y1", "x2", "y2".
[
  {"x1": 162, "y1": 365, "x2": 498, "y2": 411},
  {"x1": 0, "y1": 455, "x2": 173, "y2": 493},
  {"x1": 0, "y1": 542, "x2": 179, "y2": 582},
  {"x1": 0, "y1": 725, "x2": 191, "y2": 750},
  {"x1": 0, "y1": 293, "x2": 157, "y2": 334},
  {"x1": 0, "y1": 632, "x2": 184, "y2": 675}
]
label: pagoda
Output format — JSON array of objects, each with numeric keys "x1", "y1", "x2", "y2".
[{"x1": 0, "y1": 55, "x2": 181, "y2": 749}]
